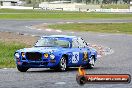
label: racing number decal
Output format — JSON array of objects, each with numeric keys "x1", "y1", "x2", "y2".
[
  {"x1": 72, "y1": 52, "x2": 79, "y2": 63},
  {"x1": 83, "y1": 51, "x2": 88, "y2": 61}
]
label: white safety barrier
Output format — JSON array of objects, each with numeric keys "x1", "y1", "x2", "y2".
[
  {"x1": 0, "y1": 6, "x2": 33, "y2": 9},
  {"x1": 0, "y1": 5, "x2": 132, "y2": 13},
  {"x1": 94, "y1": 9, "x2": 132, "y2": 13},
  {"x1": 39, "y1": 3, "x2": 132, "y2": 12}
]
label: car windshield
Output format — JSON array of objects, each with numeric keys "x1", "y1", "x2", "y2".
[{"x1": 34, "y1": 38, "x2": 70, "y2": 48}]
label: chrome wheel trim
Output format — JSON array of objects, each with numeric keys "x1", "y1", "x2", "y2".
[
  {"x1": 89, "y1": 57, "x2": 95, "y2": 67},
  {"x1": 60, "y1": 57, "x2": 66, "y2": 71}
]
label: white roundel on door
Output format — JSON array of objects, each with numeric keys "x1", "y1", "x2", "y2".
[{"x1": 72, "y1": 52, "x2": 79, "y2": 63}]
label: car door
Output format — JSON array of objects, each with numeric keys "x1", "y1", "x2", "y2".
[
  {"x1": 77, "y1": 38, "x2": 90, "y2": 65},
  {"x1": 68, "y1": 38, "x2": 82, "y2": 67}
]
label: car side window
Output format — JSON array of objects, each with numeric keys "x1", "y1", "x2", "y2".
[
  {"x1": 77, "y1": 38, "x2": 87, "y2": 48},
  {"x1": 72, "y1": 39, "x2": 79, "y2": 48}
]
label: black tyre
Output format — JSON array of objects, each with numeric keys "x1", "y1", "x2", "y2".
[
  {"x1": 17, "y1": 65, "x2": 29, "y2": 72},
  {"x1": 49, "y1": 67, "x2": 55, "y2": 69},
  {"x1": 86, "y1": 56, "x2": 95, "y2": 69},
  {"x1": 58, "y1": 56, "x2": 67, "y2": 71}
]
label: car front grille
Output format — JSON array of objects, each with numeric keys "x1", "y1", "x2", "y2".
[{"x1": 26, "y1": 52, "x2": 42, "y2": 61}]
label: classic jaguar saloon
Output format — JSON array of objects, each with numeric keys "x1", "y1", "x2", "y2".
[{"x1": 14, "y1": 35, "x2": 97, "y2": 72}]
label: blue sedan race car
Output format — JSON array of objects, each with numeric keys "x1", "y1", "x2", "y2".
[{"x1": 14, "y1": 35, "x2": 98, "y2": 72}]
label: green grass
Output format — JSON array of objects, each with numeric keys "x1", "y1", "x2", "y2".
[
  {"x1": 0, "y1": 9, "x2": 84, "y2": 13},
  {"x1": 48, "y1": 23, "x2": 132, "y2": 34},
  {"x1": 0, "y1": 41, "x2": 27, "y2": 68},
  {"x1": 0, "y1": 9, "x2": 132, "y2": 19}
]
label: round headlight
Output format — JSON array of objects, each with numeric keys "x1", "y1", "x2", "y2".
[
  {"x1": 44, "y1": 53, "x2": 49, "y2": 58},
  {"x1": 21, "y1": 52, "x2": 25, "y2": 57},
  {"x1": 50, "y1": 54, "x2": 55, "y2": 59},
  {"x1": 15, "y1": 53, "x2": 20, "y2": 58}
]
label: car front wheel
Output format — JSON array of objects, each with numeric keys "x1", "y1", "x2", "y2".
[
  {"x1": 17, "y1": 65, "x2": 29, "y2": 72},
  {"x1": 58, "y1": 56, "x2": 67, "y2": 71},
  {"x1": 86, "y1": 56, "x2": 95, "y2": 69}
]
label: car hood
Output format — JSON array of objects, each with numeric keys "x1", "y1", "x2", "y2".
[{"x1": 17, "y1": 47, "x2": 63, "y2": 53}]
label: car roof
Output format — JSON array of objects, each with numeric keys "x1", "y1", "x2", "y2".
[{"x1": 41, "y1": 35, "x2": 77, "y2": 39}]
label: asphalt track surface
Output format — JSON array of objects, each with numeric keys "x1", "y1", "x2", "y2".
[{"x1": 0, "y1": 19, "x2": 132, "y2": 88}]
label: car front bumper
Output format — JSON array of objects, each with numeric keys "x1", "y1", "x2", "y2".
[{"x1": 16, "y1": 59, "x2": 59, "y2": 68}]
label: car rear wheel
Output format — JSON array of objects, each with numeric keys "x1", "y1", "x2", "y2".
[
  {"x1": 17, "y1": 65, "x2": 29, "y2": 72},
  {"x1": 58, "y1": 56, "x2": 67, "y2": 71},
  {"x1": 86, "y1": 56, "x2": 95, "y2": 69}
]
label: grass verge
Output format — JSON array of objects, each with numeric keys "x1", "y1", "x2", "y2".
[
  {"x1": 0, "y1": 9, "x2": 132, "y2": 19},
  {"x1": 0, "y1": 41, "x2": 27, "y2": 68},
  {"x1": 48, "y1": 23, "x2": 132, "y2": 34}
]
